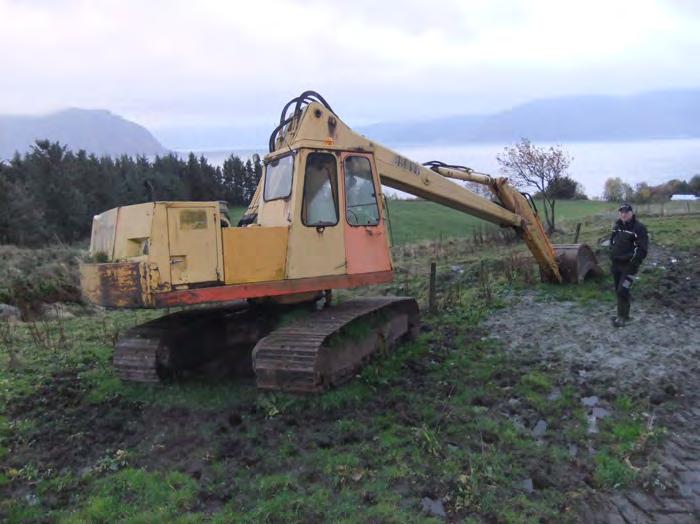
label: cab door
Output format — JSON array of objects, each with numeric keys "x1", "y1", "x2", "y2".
[
  {"x1": 167, "y1": 205, "x2": 220, "y2": 285},
  {"x1": 341, "y1": 153, "x2": 392, "y2": 274},
  {"x1": 285, "y1": 151, "x2": 346, "y2": 279}
]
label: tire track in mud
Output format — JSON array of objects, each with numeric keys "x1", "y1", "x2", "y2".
[{"x1": 482, "y1": 248, "x2": 700, "y2": 523}]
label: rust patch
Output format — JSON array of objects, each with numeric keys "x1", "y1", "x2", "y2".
[{"x1": 80, "y1": 262, "x2": 152, "y2": 308}]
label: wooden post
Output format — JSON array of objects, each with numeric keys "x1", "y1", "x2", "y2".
[
  {"x1": 573, "y1": 223, "x2": 582, "y2": 243},
  {"x1": 429, "y1": 261, "x2": 437, "y2": 314}
]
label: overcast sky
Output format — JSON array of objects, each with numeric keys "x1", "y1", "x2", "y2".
[{"x1": 2, "y1": 0, "x2": 699, "y2": 130}]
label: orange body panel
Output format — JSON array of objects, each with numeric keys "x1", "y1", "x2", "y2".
[
  {"x1": 341, "y1": 152, "x2": 392, "y2": 275},
  {"x1": 155, "y1": 270, "x2": 394, "y2": 307}
]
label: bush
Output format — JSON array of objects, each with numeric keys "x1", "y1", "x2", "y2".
[{"x1": 0, "y1": 244, "x2": 83, "y2": 314}]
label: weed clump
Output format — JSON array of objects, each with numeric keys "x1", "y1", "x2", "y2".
[{"x1": 0, "y1": 244, "x2": 83, "y2": 315}]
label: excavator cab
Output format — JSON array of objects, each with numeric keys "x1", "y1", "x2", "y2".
[{"x1": 252, "y1": 148, "x2": 392, "y2": 280}]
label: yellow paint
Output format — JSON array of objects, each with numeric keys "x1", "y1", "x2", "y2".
[
  {"x1": 223, "y1": 226, "x2": 288, "y2": 284},
  {"x1": 258, "y1": 198, "x2": 292, "y2": 227},
  {"x1": 148, "y1": 204, "x2": 171, "y2": 291},
  {"x1": 85, "y1": 201, "x2": 225, "y2": 300},
  {"x1": 112, "y1": 203, "x2": 154, "y2": 260},
  {"x1": 166, "y1": 204, "x2": 220, "y2": 285}
]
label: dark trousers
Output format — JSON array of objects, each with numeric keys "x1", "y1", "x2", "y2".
[{"x1": 611, "y1": 264, "x2": 634, "y2": 319}]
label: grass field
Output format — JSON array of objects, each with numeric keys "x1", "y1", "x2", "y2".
[
  {"x1": 232, "y1": 198, "x2": 699, "y2": 246},
  {"x1": 1, "y1": 210, "x2": 697, "y2": 522},
  {"x1": 384, "y1": 199, "x2": 615, "y2": 245}
]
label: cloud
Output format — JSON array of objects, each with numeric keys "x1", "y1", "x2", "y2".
[{"x1": 1, "y1": 0, "x2": 698, "y2": 127}]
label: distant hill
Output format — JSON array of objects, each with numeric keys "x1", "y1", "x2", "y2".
[
  {"x1": 0, "y1": 108, "x2": 168, "y2": 159},
  {"x1": 361, "y1": 89, "x2": 700, "y2": 145}
]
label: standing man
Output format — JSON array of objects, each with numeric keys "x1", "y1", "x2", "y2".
[{"x1": 609, "y1": 203, "x2": 649, "y2": 327}]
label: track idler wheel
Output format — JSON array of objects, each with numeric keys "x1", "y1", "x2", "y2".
[{"x1": 553, "y1": 243, "x2": 603, "y2": 283}]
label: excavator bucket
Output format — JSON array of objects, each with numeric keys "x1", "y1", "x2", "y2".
[{"x1": 553, "y1": 244, "x2": 603, "y2": 283}]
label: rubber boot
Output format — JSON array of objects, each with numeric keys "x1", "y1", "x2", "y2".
[
  {"x1": 613, "y1": 297, "x2": 629, "y2": 328},
  {"x1": 620, "y1": 299, "x2": 631, "y2": 322}
]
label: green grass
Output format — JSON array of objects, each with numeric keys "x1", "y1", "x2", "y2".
[
  {"x1": 59, "y1": 468, "x2": 199, "y2": 524},
  {"x1": 642, "y1": 214, "x2": 700, "y2": 250},
  {"x1": 385, "y1": 198, "x2": 700, "y2": 248},
  {"x1": 385, "y1": 199, "x2": 615, "y2": 245},
  {"x1": 226, "y1": 206, "x2": 248, "y2": 224}
]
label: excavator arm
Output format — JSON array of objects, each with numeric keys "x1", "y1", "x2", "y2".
[
  {"x1": 369, "y1": 142, "x2": 563, "y2": 282},
  {"x1": 267, "y1": 91, "x2": 600, "y2": 283}
]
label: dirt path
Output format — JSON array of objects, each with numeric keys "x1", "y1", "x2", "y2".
[{"x1": 483, "y1": 247, "x2": 700, "y2": 523}]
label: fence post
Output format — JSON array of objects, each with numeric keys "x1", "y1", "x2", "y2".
[
  {"x1": 573, "y1": 223, "x2": 582, "y2": 243},
  {"x1": 429, "y1": 261, "x2": 437, "y2": 314}
]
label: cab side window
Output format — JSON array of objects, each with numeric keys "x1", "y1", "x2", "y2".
[
  {"x1": 302, "y1": 153, "x2": 339, "y2": 226},
  {"x1": 344, "y1": 156, "x2": 380, "y2": 226}
]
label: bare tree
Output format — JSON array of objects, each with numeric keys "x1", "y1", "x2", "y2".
[{"x1": 496, "y1": 139, "x2": 572, "y2": 234}]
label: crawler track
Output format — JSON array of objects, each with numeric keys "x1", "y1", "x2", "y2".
[
  {"x1": 114, "y1": 302, "x2": 273, "y2": 382},
  {"x1": 253, "y1": 297, "x2": 419, "y2": 393},
  {"x1": 114, "y1": 296, "x2": 420, "y2": 392}
]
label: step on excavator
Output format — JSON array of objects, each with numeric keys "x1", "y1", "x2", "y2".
[{"x1": 80, "y1": 91, "x2": 601, "y2": 393}]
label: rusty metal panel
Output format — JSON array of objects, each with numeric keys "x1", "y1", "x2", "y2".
[
  {"x1": 80, "y1": 262, "x2": 152, "y2": 308},
  {"x1": 223, "y1": 226, "x2": 288, "y2": 284}
]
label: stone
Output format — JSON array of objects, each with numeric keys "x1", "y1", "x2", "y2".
[
  {"x1": 587, "y1": 415, "x2": 600, "y2": 434},
  {"x1": 0, "y1": 304, "x2": 20, "y2": 321},
  {"x1": 420, "y1": 497, "x2": 446, "y2": 519},
  {"x1": 581, "y1": 395, "x2": 599, "y2": 407},
  {"x1": 591, "y1": 407, "x2": 610, "y2": 419},
  {"x1": 519, "y1": 478, "x2": 534, "y2": 493},
  {"x1": 40, "y1": 303, "x2": 75, "y2": 320},
  {"x1": 532, "y1": 419, "x2": 548, "y2": 438},
  {"x1": 547, "y1": 388, "x2": 562, "y2": 401}
]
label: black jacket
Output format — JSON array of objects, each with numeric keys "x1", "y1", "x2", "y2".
[{"x1": 609, "y1": 216, "x2": 648, "y2": 269}]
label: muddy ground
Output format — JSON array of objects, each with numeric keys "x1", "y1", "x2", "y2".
[
  {"x1": 2, "y1": 242, "x2": 699, "y2": 522},
  {"x1": 483, "y1": 245, "x2": 700, "y2": 523}
]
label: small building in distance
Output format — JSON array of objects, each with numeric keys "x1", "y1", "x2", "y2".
[{"x1": 670, "y1": 194, "x2": 699, "y2": 201}]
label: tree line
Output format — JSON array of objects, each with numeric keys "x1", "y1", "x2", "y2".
[
  {"x1": 0, "y1": 141, "x2": 261, "y2": 246},
  {"x1": 603, "y1": 176, "x2": 700, "y2": 203}
]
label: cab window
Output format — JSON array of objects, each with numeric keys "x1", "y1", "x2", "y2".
[
  {"x1": 302, "y1": 153, "x2": 339, "y2": 226},
  {"x1": 344, "y1": 156, "x2": 380, "y2": 226},
  {"x1": 264, "y1": 154, "x2": 294, "y2": 201}
]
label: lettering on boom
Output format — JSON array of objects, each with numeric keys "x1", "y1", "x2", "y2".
[{"x1": 394, "y1": 155, "x2": 421, "y2": 176}]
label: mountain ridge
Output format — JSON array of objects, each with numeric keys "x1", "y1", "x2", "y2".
[
  {"x1": 0, "y1": 108, "x2": 168, "y2": 159},
  {"x1": 360, "y1": 88, "x2": 700, "y2": 145}
]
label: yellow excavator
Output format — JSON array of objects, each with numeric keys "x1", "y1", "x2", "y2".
[{"x1": 80, "y1": 91, "x2": 600, "y2": 392}]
